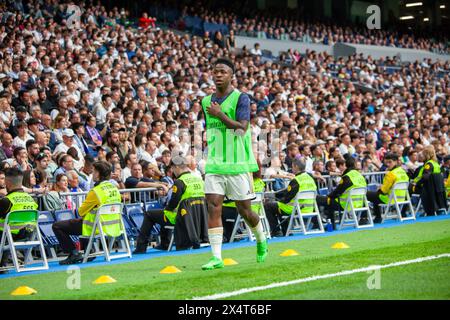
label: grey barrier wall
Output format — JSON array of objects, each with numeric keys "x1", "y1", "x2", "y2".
[
  {"x1": 234, "y1": 36, "x2": 334, "y2": 56},
  {"x1": 235, "y1": 36, "x2": 450, "y2": 63}
]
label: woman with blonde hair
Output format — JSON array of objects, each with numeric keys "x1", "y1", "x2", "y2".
[{"x1": 413, "y1": 145, "x2": 447, "y2": 216}]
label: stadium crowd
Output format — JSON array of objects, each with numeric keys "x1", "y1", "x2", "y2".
[
  {"x1": 175, "y1": 1, "x2": 450, "y2": 54},
  {"x1": 0, "y1": 0, "x2": 448, "y2": 214}
]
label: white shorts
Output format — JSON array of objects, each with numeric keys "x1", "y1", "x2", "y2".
[{"x1": 204, "y1": 173, "x2": 255, "y2": 201}]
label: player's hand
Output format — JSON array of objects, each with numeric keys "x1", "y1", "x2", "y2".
[{"x1": 206, "y1": 102, "x2": 222, "y2": 117}]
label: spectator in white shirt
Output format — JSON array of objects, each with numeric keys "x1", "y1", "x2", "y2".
[
  {"x1": 12, "y1": 121, "x2": 32, "y2": 148},
  {"x1": 250, "y1": 43, "x2": 262, "y2": 56}
]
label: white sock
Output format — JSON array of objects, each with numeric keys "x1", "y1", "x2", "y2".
[
  {"x1": 251, "y1": 220, "x2": 266, "y2": 243},
  {"x1": 208, "y1": 227, "x2": 223, "y2": 260}
]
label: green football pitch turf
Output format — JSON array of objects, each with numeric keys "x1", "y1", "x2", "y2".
[{"x1": 1, "y1": 220, "x2": 450, "y2": 300}]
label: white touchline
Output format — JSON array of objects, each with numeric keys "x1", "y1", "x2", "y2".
[{"x1": 192, "y1": 253, "x2": 450, "y2": 300}]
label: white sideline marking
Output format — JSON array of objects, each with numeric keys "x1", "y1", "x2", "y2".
[{"x1": 192, "y1": 253, "x2": 450, "y2": 300}]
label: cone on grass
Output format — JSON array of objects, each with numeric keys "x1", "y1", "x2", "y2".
[
  {"x1": 93, "y1": 275, "x2": 117, "y2": 284},
  {"x1": 280, "y1": 249, "x2": 299, "y2": 257},
  {"x1": 331, "y1": 242, "x2": 350, "y2": 249},
  {"x1": 223, "y1": 258, "x2": 238, "y2": 266},
  {"x1": 11, "y1": 286, "x2": 37, "y2": 296},
  {"x1": 160, "y1": 265, "x2": 181, "y2": 274}
]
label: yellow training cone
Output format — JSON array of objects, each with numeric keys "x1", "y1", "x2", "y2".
[
  {"x1": 160, "y1": 266, "x2": 181, "y2": 274},
  {"x1": 11, "y1": 286, "x2": 37, "y2": 296},
  {"x1": 223, "y1": 258, "x2": 238, "y2": 266},
  {"x1": 93, "y1": 275, "x2": 117, "y2": 284},
  {"x1": 331, "y1": 242, "x2": 350, "y2": 249},
  {"x1": 280, "y1": 249, "x2": 299, "y2": 257}
]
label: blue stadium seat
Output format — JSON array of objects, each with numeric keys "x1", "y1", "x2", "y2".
[
  {"x1": 367, "y1": 184, "x2": 379, "y2": 192},
  {"x1": 54, "y1": 209, "x2": 75, "y2": 221},
  {"x1": 319, "y1": 188, "x2": 329, "y2": 196},
  {"x1": 125, "y1": 204, "x2": 145, "y2": 231},
  {"x1": 121, "y1": 213, "x2": 139, "y2": 239},
  {"x1": 38, "y1": 211, "x2": 58, "y2": 246},
  {"x1": 144, "y1": 201, "x2": 163, "y2": 211}
]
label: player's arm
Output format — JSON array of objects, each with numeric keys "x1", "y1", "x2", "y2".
[{"x1": 206, "y1": 94, "x2": 250, "y2": 131}]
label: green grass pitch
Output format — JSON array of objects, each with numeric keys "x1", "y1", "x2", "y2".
[{"x1": 1, "y1": 220, "x2": 450, "y2": 300}]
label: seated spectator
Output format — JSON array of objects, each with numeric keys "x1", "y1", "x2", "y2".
[
  {"x1": 12, "y1": 121, "x2": 32, "y2": 149},
  {"x1": 52, "y1": 173, "x2": 74, "y2": 210},
  {"x1": 13, "y1": 146, "x2": 31, "y2": 172},
  {"x1": 84, "y1": 115, "x2": 102, "y2": 148},
  {"x1": 22, "y1": 169, "x2": 47, "y2": 194},
  {"x1": 125, "y1": 163, "x2": 169, "y2": 202}
]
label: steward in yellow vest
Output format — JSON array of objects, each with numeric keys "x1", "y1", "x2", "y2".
[
  {"x1": 366, "y1": 153, "x2": 408, "y2": 222},
  {"x1": 133, "y1": 157, "x2": 208, "y2": 253},
  {"x1": 0, "y1": 168, "x2": 39, "y2": 272},
  {"x1": 52, "y1": 161, "x2": 121, "y2": 265},
  {"x1": 316, "y1": 156, "x2": 367, "y2": 230},
  {"x1": 264, "y1": 158, "x2": 317, "y2": 236},
  {"x1": 411, "y1": 146, "x2": 447, "y2": 216}
]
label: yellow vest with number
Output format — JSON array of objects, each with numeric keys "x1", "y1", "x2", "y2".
[
  {"x1": 163, "y1": 172, "x2": 205, "y2": 224},
  {"x1": 82, "y1": 181, "x2": 122, "y2": 237},
  {"x1": 0, "y1": 191, "x2": 38, "y2": 234}
]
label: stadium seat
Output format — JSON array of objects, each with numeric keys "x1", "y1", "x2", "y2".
[
  {"x1": 82, "y1": 203, "x2": 132, "y2": 263},
  {"x1": 38, "y1": 211, "x2": 58, "y2": 245},
  {"x1": 338, "y1": 187, "x2": 374, "y2": 230},
  {"x1": 379, "y1": 182, "x2": 416, "y2": 223},
  {"x1": 125, "y1": 203, "x2": 145, "y2": 232},
  {"x1": 284, "y1": 190, "x2": 325, "y2": 236},
  {"x1": 318, "y1": 187, "x2": 329, "y2": 196},
  {"x1": 0, "y1": 210, "x2": 48, "y2": 273}
]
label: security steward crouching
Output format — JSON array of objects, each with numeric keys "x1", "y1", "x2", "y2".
[
  {"x1": 0, "y1": 168, "x2": 39, "y2": 273},
  {"x1": 133, "y1": 156, "x2": 209, "y2": 253},
  {"x1": 52, "y1": 161, "x2": 121, "y2": 265}
]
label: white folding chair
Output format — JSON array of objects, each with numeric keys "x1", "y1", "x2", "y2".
[
  {"x1": 228, "y1": 193, "x2": 271, "y2": 243},
  {"x1": 411, "y1": 194, "x2": 425, "y2": 217},
  {"x1": 82, "y1": 203, "x2": 132, "y2": 263},
  {"x1": 338, "y1": 187, "x2": 374, "y2": 230},
  {"x1": 164, "y1": 225, "x2": 175, "y2": 251},
  {"x1": 0, "y1": 210, "x2": 48, "y2": 273},
  {"x1": 379, "y1": 182, "x2": 415, "y2": 223},
  {"x1": 285, "y1": 190, "x2": 324, "y2": 236}
]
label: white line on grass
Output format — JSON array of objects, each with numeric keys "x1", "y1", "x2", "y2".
[{"x1": 192, "y1": 253, "x2": 450, "y2": 300}]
